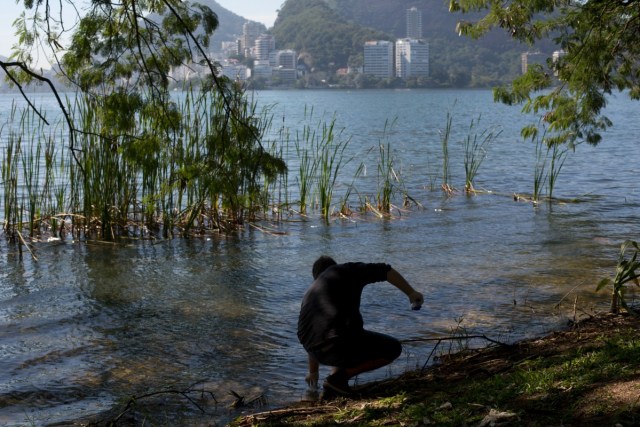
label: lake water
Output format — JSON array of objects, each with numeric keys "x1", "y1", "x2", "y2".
[{"x1": 1, "y1": 89, "x2": 639, "y2": 425}]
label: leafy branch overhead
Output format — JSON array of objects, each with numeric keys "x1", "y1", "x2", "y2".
[
  {"x1": 451, "y1": 0, "x2": 640, "y2": 146},
  {"x1": 11, "y1": 0, "x2": 218, "y2": 88},
  {"x1": 4, "y1": 0, "x2": 227, "y2": 142},
  {"x1": 1, "y1": 1, "x2": 288, "y2": 239}
]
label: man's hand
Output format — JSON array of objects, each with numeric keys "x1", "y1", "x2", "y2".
[
  {"x1": 387, "y1": 268, "x2": 424, "y2": 310},
  {"x1": 306, "y1": 353, "x2": 320, "y2": 388},
  {"x1": 409, "y1": 291, "x2": 424, "y2": 310},
  {"x1": 305, "y1": 371, "x2": 319, "y2": 389}
]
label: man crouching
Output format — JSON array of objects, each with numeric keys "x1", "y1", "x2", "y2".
[{"x1": 297, "y1": 255, "x2": 424, "y2": 396}]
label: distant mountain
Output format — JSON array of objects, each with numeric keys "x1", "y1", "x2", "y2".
[{"x1": 192, "y1": 0, "x2": 266, "y2": 50}]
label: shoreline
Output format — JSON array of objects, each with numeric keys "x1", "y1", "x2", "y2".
[{"x1": 229, "y1": 311, "x2": 640, "y2": 426}]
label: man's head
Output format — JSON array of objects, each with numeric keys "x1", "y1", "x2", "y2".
[{"x1": 312, "y1": 255, "x2": 337, "y2": 279}]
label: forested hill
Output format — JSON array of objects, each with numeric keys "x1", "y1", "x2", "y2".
[
  {"x1": 271, "y1": 0, "x2": 389, "y2": 71},
  {"x1": 271, "y1": 0, "x2": 556, "y2": 87}
]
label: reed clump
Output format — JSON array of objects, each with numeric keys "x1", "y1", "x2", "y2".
[
  {"x1": 1, "y1": 84, "x2": 289, "y2": 242},
  {"x1": 1, "y1": 92, "x2": 570, "y2": 248},
  {"x1": 463, "y1": 115, "x2": 501, "y2": 194}
]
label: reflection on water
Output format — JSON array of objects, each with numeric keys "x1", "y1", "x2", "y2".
[{"x1": 1, "y1": 89, "x2": 639, "y2": 424}]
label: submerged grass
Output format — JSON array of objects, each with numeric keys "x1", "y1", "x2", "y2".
[
  {"x1": 440, "y1": 110, "x2": 453, "y2": 194},
  {"x1": 1, "y1": 89, "x2": 573, "y2": 246},
  {"x1": 375, "y1": 119, "x2": 405, "y2": 214},
  {"x1": 1, "y1": 85, "x2": 291, "y2": 242},
  {"x1": 463, "y1": 115, "x2": 501, "y2": 193}
]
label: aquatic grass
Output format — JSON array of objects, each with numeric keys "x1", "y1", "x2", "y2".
[
  {"x1": 20, "y1": 128, "x2": 42, "y2": 237},
  {"x1": 527, "y1": 126, "x2": 568, "y2": 203},
  {"x1": 39, "y1": 133, "x2": 59, "y2": 233},
  {"x1": 72, "y1": 95, "x2": 138, "y2": 239},
  {"x1": 164, "y1": 85, "x2": 285, "y2": 233},
  {"x1": 375, "y1": 119, "x2": 406, "y2": 213},
  {"x1": 294, "y1": 108, "x2": 319, "y2": 215},
  {"x1": 1, "y1": 86, "x2": 586, "y2": 245},
  {"x1": 377, "y1": 142, "x2": 398, "y2": 213},
  {"x1": 1, "y1": 132, "x2": 19, "y2": 238},
  {"x1": 42, "y1": 83, "x2": 286, "y2": 239},
  {"x1": 2, "y1": 103, "x2": 53, "y2": 239},
  {"x1": 440, "y1": 110, "x2": 454, "y2": 195},
  {"x1": 291, "y1": 108, "x2": 360, "y2": 220},
  {"x1": 273, "y1": 112, "x2": 291, "y2": 218},
  {"x1": 462, "y1": 115, "x2": 501, "y2": 193},
  {"x1": 257, "y1": 104, "x2": 285, "y2": 219},
  {"x1": 1, "y1": 88, "x2": 534, "y2": 244},
  {"x1": 313, "y1": 114, "x2": 351, "y2": 223},
  {"x1": 425, "y1": 150, "x2": 438, "y2": 192},
  {"x1": 547, "y1": 141, "x2": 568, "y2": 200},
  {"x1": 597, "y1": 240, "x2": 640, "y2": 314},
  {"x1": 338, "y1": 162, "x2": 365, "y2": 217},
  {"x1": 533, "y1": 134, "x2": 547, "y2": 203}
]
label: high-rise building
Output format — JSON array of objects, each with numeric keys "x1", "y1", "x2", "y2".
[
  {"x1": 406, "y1": 7, "x2": 423, "y2": 40},
  {"x1": 364, "y1": 40, "x2": 394, "y2": 78},
  {"x1": 521, "y1": 51, "x2": 546, "y2": 74},
  {"x1": 276, "y1": 49, "x2": 297, "y2": 69},
  {"x1": 552, "y1": 50, "x2": 566, "y2": 77},
  {"x1": 253, "y1": 60, "x2": 274, "y2": 80},
  {"x1": 241, "y1": 22, "x2": 262, "y2": 57},
  {"x1": 395, "y1": 39, "x2": 429, "y2": 79},
  {"x1": 255, "y1": 34, "x2": 275, "y2": 60}
]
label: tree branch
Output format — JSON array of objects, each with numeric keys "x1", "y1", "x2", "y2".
[{"x1": 0, "y1": 60, "x2": 84, "y2": 174}]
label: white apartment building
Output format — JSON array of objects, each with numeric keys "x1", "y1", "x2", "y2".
[
  {"x1": 276, "y1": 49, "x2": 297, "y2": 69},
  {"x1": 552, "y1": 50, "x2": 567, "y2": 75},
  {"x1": 221, "y1": 64, "x2": 250, "y2": 81},
  {"x1": 364, "y1": 40, "x2": 394, "y2": 78},
  {"x1": 395, "y1": 39, "x2": 429, "y2": 79},
  {"x1": 255, "y1": 34, "x2": 276, "y2": 61},
  {"x1": 276, "y1": 68, "x2": 297, "y2": 84},
  {"x1": 521, "y1": 51, "x2": 547, "y2": 74},
  {"x1": 241, "y1": 22, "x2": 262, "y2": 57},
  {"x1": 253, "y1": 60, "x2": 274, "y2": 80},
  {"x1": 406, "y1": 7, "x2": 423, "y2": 40}
]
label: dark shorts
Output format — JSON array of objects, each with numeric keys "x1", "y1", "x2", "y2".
[{"x1": 310, "y1": 330, "x2": 402, "y2": 368}]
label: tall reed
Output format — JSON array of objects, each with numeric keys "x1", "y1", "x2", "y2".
[
  {"x1": 530, "y1": 128, "x2": 567, "y2": 203},
  {"x1": 547, "y1": 142, "x2": 567, "y2": 200},
  {"x1": 533, "y1": 135, "x2": 547, "y2": 203},
  {"x1": 294, "y1": 108, "x2": 319, "y2": 215},
  {"x1": 440, "y1": 110, "x2": 453, "y2": 194},
  {"x1": 338, "y1": 161, "x2": 364, "y2": 216},
  {"x1": 463, "y1": 115, "x2": 501, "y2": 193},
  {"x1": 1, "y1": 127, "x2": 19, "y2": 237},
  {"x1": 2, "y1": 104, "x2": 54, "y2": 238},
  {"x1": 376, "y1": 120, "x2": 403, "y2": 213},
  {"x1": 316, "y1": 116, "x2": 350, "y2": 222}
]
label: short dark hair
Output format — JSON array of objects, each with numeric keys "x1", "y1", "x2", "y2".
[{"x1": 312, "y1": 255, "x2": 337, "y2": 279}]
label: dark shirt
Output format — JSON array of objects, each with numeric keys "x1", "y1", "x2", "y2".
[{"x1": 297, "y1": 262, "x2": 391, "y2": 352}]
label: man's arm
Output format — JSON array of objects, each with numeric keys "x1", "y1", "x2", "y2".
[
  {"x1": 305, "y1": 352, "x2": 320, "y2": 388},
  {"x1": 387, "y1": 267, "x2": 424, "y2": 310}
]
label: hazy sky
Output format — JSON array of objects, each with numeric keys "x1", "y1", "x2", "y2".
[{"x1": 0, "y1": 1, "x2": 283, "y2": 57}]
